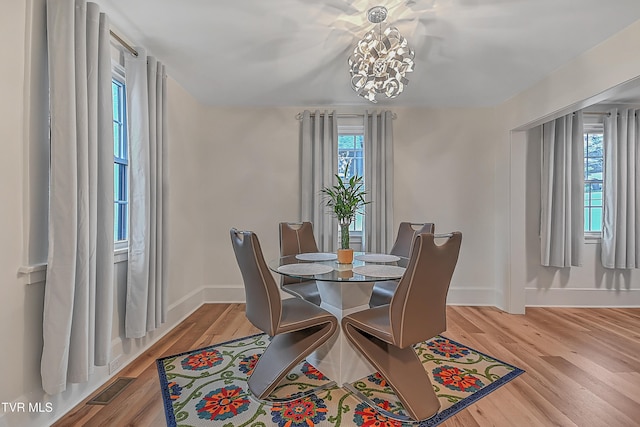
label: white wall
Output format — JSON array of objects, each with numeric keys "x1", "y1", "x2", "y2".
[
  {"x1": 0, "y1": 0, "x2": 28, "y2": 411},
  {"x1": 197, "y1": 106, "x2": 303, "y2": 297},
  {"x1": 393, "y1": 107, "x2": 502, "y2": 305},
  {"x1": 186, "y1": 106, "x2": 502, "y2": 305},
  {"x1": 498, "y1": 19, "x2": 640, "y2": 311}
]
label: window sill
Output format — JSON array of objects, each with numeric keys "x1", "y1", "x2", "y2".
[
  {"x1": 18, "y1": 263, "x2": 47, "y2": 286},
  {"x1": 115, "y1": 247, "x2": 128, "y2": 263},
  {"x1": 585, "y1": 233, "x2": 602, "y2": 244},
  {"x1": 20, "y1": 246, "x2": 129, "y2": 286}
]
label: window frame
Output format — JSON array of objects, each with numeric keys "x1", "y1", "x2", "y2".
[
  {"x1": 112, "y1": 64, "x2": 129, "y2": 250},
  {"x1": 337, "y1": 134, "x2": 365, "y2": 233},
  {"x1": 583, "y1": 120, "x2": 604, "y2": 240},
  {"x1": 337, "y1": 122, "x2": 365, "y2": 239}
]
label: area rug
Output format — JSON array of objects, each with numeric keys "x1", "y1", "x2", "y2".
[{"x1": 157, "y1": 333, "x2": 524, "y2": 426}]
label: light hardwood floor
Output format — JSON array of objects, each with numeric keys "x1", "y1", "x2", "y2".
[{"x1": 54, "y1": 304, "x2": 640, "y2": 426}]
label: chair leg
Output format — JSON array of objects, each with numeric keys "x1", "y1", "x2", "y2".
[
  {"x1": 248, "y1": 322, "x2": 336, "y2": 400},
  {"x1": 342, "y1": 322, "x2": 441, "y2": 421}
]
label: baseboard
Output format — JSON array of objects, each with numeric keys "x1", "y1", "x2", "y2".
[
  {"x1": 447, "y1": 286, "x2": 496, "y2": 306},
  {"x1": 526, "y1": 287, "x2": 640, "y2": 307},
  {"x1": 201, "y1": 284, "x2": 498, "y2": 307}
]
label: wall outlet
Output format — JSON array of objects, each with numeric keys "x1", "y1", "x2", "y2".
[{"x1": 109, "y1": 355, "x2": 122, "y2": 375}]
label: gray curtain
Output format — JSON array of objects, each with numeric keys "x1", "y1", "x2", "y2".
[
  {"x1": 601, "y1": 108, "x2": 639, "y2": 269},
  {"x1": 125, "y1": 50, "x2": 168, "y2": 338},
  {"x1": 364, "y1": 111, "x2": 394, "y2": 253},
  {"x1": 540, "y1": 112, "x2": 584, "y2": 267},
  {"x1": 300, "y1": 110, "x2": 338, "y2": 252},
  {"x1": 42, "y1": 0, "x2": 114, "y2": 394}
]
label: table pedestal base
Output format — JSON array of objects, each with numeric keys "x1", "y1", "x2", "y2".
[{"x1": 306, "y1": 280, "x2": 376, "y2": 385}]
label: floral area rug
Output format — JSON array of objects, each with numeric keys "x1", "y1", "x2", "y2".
[{"x1": 157, "y1": 333, "x2": 524, "y2": 426}]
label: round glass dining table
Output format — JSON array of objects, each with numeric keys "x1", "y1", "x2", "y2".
[{"x1": 268, "y1": 252, "x2": 408, "y2": 384}]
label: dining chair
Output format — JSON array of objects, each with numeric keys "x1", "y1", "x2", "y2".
[
  {"x1": 229, "y1": 228, "x2": 338, "y2": 400},
  {"x1": 342, "y1": 232, "x2": 462, "y2": 422},
  {"x1": 278, "y1": 222, "x2": 322, "y2": 306},
  {"x1": 369, "y1": 222, "x2": 435, "y2": 307}
]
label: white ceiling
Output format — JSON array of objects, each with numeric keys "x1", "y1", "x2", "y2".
[{"x1": 95, "y1": 0, "x2": 640, "y2": 107}]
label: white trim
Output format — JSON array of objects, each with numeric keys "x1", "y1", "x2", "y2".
[
  {"x1": 584, "y1": 233, "x2": 602, "y2": 244},
  {"x1": 111, "y1": 60, "x2": 125, "y2": 80},
  {"x1": 526, "y1": 287, "x2": 640, "y2": 307},
  {"x1": 114, "y1": 247, "x2": 128, "y2": 263},
  {"x1": 506, "y1": 130, "x2": 528, "y2": 314},
  {"x1": 19, "y1": 250, "x2": 128, "y2": 285},
  {"x1": 446, "y1": 286, "x2": 497, "y2": 306},
  {"x1": 17, "y1": 263, "x2": 46, "y2": 286},
  {"x1": 114, "y1": 240, "x2": 128, "y2": 251},
  {"x1": 199, "y1": 284, "x2": 498, "y2": 307}
]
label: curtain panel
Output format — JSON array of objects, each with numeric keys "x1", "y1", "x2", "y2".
[
  {"x1": 601, "y1": 108, "x2": 640, "y2": 269},
  {"x1": 300, "y1": 110, "x2": 338, "y2": 252},
  {"x1": 364, "y1": 111, "x2": 394, "y2": 253},
  {"x1": 540, "y1": 112, "x2": 584, "y2": 267},
  {"x1": 124, "y1": 51, "x2": 168, "y2": 338},
  {"x1": 42, "y1": 0, "x2": 114, "y2": 395}
]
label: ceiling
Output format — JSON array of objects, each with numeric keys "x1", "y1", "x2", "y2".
[{"x1": 95, "y1": 0, "x2": 640, "y2": 108}]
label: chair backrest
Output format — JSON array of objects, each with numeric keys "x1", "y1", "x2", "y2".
[
  {"x1": 389, "y1": 232, "x2": 462, "y2": 348},
  {"x1": 279, "y1": 222, "x2": 319, "y2": 285},
  {"x1": 390, "y1": 222, "x2": 435, "y2": 258},
  {"x1": 279, "y1": 222, "x2": 319, "y2": 255},
  {"x1": 230, "y1": 228, "x2": 281, "y2": 336}
]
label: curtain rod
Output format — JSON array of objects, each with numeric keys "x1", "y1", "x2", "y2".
[
  {"x1": 110, "y1": 30, "x2": 138, "y2": 57},
  {"x1": 295, "y1": 112, "x2": 397, "y2": 120}
]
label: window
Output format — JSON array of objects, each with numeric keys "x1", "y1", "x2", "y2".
[
  {"x1": 584, "y1": 128, "x2": 603, "y2": 233},
  {"x1": 338, "y1": 132, "x2": 365, "y2": 232},
  {"x1": 112, "y1": 77, "x2": 128, "y2": 242}
]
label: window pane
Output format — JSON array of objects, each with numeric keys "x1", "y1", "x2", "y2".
[
  {"x1": 338, "y1": 133, "x2": 365, "y2": 232},
  {"x1": 114, "y1": 204, "x2": 119, "y2": 241},
  {"x1": 114, "y1": 164, "x2": 120, "y2": 200},
  {"x1": 583, "y1": 131, "x2": 604, "y2": 233},
  {"x1": 591, "y1": 207, "x2": 602, "y2": 232},
  {"x1": 113, "y1": 123, "x2": 120, "y2": 157},
  {"x1": 112, "y1": 82, "x2": 119, "y2": 120},
  {"x1": 115, "y1": 164, "x2": 126, "y2": 201},
  {"x1": 586, "y1": 159, "x2": 602, "y2": 180},
  {"x1": 113, "y1": 77, "x2": 128, "y2": 241},
  {"x1": 114, "y1": 202, "x2": 128, "y2": 241},
  {"x1": 338, "y1": 135, "x2": 355, "y2": 149}
]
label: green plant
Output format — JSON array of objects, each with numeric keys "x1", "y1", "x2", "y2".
[{"x1": 321, "y1": 165, "x2": 370, "y2": 249}]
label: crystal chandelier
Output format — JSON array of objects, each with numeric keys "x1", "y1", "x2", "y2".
[{"x1": 348, "y1": 6, "x2": 415, "y2": 103}]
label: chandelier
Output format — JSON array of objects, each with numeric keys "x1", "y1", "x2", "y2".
[{"x1": 348, "y1": 6, "x2": 415, "y2": 103}]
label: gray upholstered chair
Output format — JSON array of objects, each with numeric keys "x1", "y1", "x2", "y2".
[
  {"x1": 343, "y1": 232, "x2": 462, "y2": 422},
  {"x1": 369, "y1": 222, "x2": 435, "y2": 307},
  {"x1": 278, "y1": 222, "x2": 321, "y2": 306},
  {"x1": 230, "y1": 228, "x2": 338, "y2": 400}
]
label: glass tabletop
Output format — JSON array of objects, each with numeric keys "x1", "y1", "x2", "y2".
[{"x1": 268, "y1": 252, "x2": 408, "y2": 282}]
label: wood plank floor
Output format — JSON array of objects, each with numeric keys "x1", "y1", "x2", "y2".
[{"x1": 54, "y1": 304, "x2": 640, "y2": 426}]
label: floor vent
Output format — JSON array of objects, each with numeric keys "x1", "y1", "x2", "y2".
[{"x1": 87, "y1": 377, "x2": 135, "y2": 405}]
